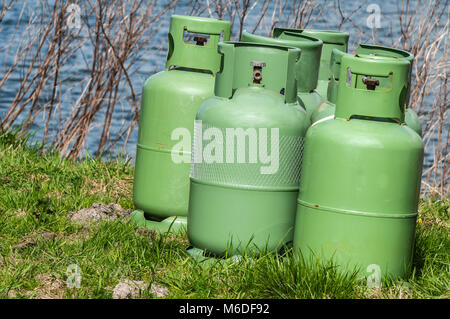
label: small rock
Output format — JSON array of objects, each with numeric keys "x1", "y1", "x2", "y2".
[
  {"x1": 112, "y1": 280, "x2": 147, "y2": 299},
  {"x1": 68, "y1": 203, "x2": 131, "y2": 224},
  {"x1": 112, "y1": 280, "x2": 170, "y2": 299}
]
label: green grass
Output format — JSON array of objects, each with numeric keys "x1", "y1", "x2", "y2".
[{"x1": 0, "y1": 129, "x2": 448, "y2": 299}]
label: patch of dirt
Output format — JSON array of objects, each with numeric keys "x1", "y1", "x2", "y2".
[
  {"x1": 68, "y1": 203, "x2": 131, "y2": 224},
  {"x1": 63, "y1": 227, "x2": 91, "y2": 243},
  {"x1": 48, "y1": 190, "x2": 63, "y2": 199},
  {"x1": 151, "y1": 283, "x2": 170, "y2": 298},
  {"x1": 28, "y1": 173, "x2": 50, "y2": 184},
  {"x1": 1, "y1": 254, "x2": 23, "y2": 266},
  {"x1": 8, "y1": 255, "x2": 21, "y2": 265},
  {"x1": 419, "y1": 216, "x2": 449, "y2": 229},
  {"x1": 359, "y1": 283, "x2": 413, "y2": 299},
  {"x1": 7, "y1": 274, "x2": 66, "y2": 299},
  {"x1": 84, "y1": 177, "x2": 132, "y2": 198},
  {"x1": 12, "y1": 231, "x2": 56, "y2": 250},
  {"x1": 361, "y1": 287, "x2": 383, "y2": 299},
  {"x1": 14, "y1": 209, "x2": 27, "y2": 218},
  {"x1": 84, "y1": 178, "x2": 107, "y2": 196},
  {"x1": 32, "y1": 274, "x2": 66, "y2": 299},
  {"x1": 112, "y1": 280, "x2": 170, "y2": 299},
  {"x1": 165, "y1": 233, "x2": 190, "y2": 246}
]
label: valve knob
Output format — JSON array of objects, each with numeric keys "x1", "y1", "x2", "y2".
[
  {"x1": 362, "y1": 76, "x2": 380, "y2": 90},
  {"x1": 194, "y1": 36, "x2": 208, "y2": 46},
  {"x1": 250, "y1": 61, "x2": 266, "y2": 84}
]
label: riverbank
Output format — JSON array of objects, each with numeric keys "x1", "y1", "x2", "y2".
[{"x1": 0, "y1": 130, "x2": 448, "y2": 299}]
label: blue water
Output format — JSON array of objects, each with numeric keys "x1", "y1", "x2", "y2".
[{"x1": 0, "y1": 0, "x2": 447, "y2": 178}]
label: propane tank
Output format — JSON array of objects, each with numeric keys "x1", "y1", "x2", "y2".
[
  {"x1": 311, "y1": 44, "x2": 422, "y2": 136},
  {"x1": 293, "y1": 53, "x2": 424, "y2": 280},
  {"x1": 241, "y1": 31, "x2": 323, "y2": 122},
  {"x1": 273, "y1": 28, "x2": 349, "y2": 99},
  {"x1": 131, "y1": 15, "x2": 231, "y2": 233},
  {"x1": 187, "y1": 42, "x2": 309, "y2": 257}
]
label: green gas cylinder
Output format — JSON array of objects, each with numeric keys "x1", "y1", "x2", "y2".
[
  {"x1": 187, "y1": 42, "x2": 309, "y2": 257},
  {"x1": 240, "y1": 31, "x2": 323, "y2": 122},
  {"x1": 311, "y1": 44, "x2": 422, "y2": 136},
  {"x1": 273, "y1": 28, "x2": 349, "y2": 99},
  {"x1": 293, "y1": 53, "x2": 424, "y2": 280},
  {"x1": 131, "y1": 15, "x2": 231, "y2": 233}
]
